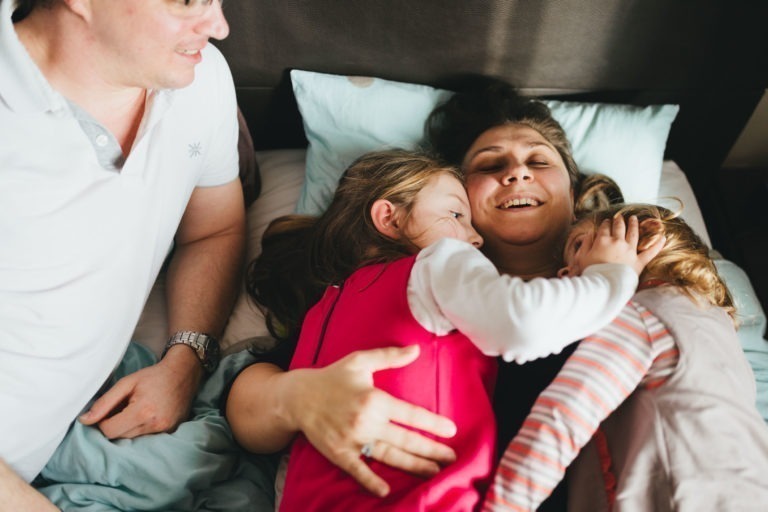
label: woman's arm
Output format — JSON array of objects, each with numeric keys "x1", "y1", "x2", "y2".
[
  {"x1": 226, "y1": 346, "x2": 459, "y2": 497},
  {"x1": 483, "y1": 301, "x2": 656, "y2": 511}
]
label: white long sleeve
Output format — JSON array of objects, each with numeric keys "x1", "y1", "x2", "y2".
[{"x1": 408, "y1": 238, "x2": 638, "y2": 363}]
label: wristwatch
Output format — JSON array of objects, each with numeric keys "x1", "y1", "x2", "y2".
[{"x1": 162, "y1": 331, "x2": 220, "y2": 374}]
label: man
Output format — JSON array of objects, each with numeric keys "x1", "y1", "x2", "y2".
[{"x1": 0, "y1": 0, "x2": 244, "y2": 505}]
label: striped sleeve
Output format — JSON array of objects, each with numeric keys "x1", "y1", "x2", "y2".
[{"x1": 483, "y1": 301, "x2": 654, "y2": 511}]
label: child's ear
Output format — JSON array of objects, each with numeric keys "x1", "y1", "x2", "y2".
[
  {"x1": 638, "y1": 218, "x2": 664, "y2": 251},
  {"x1": 371, "y1": 199, "x2": 401, "y2": 239}
]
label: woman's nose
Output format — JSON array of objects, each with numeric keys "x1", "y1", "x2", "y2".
[{"x1": 502, "y1": 164, "x2": 533, "y2": 184}]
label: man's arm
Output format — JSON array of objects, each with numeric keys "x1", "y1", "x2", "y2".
[
  {"x1": 0, "y1": 459, "x2": 58, "y2": 512},
  {"x1": 81, "y1": 180, "x2": 246, "y2": 438}
]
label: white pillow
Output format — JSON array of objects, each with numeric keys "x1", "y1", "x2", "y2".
[
  {"x1": 291, "y1": 70, "x2": 451, "y2": 215},
  {"x1": 291, "y1": 69, "x2": 679, "y2": 214}
]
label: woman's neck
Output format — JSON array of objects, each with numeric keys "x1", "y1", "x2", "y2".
[{"x1": 483, "y1": 241, "x2": 562, "y2": 280}]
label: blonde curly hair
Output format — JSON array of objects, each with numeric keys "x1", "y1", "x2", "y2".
[{"x1": 576, "y1": 203, "x2": 736, "y2": 323}]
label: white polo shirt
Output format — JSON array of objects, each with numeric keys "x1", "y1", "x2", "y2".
[{"x1": 0, "y1": 0, "x2": 239, "y2": 481}]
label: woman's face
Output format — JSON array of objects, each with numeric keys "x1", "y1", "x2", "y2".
[{"x1": 462, "y1": 124, "x2": 574, "y2": 252}]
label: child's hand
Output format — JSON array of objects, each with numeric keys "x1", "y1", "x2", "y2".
[{"x1": 580, "y1": 215, "x2": 665, "y2": 276}]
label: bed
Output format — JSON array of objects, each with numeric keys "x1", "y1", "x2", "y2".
[
  {"x1": 39, "y1": 1, "x2": 768, "y2": 510},
  {"x1": 210, "y1": 0, "x2": 768, "y2": 418}
]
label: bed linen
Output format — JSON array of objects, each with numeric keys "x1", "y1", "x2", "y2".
[
  {"x1": 35, "y1": 343, "x2": 277, "y2": 512},
  {"x1": 50, "y1": 152, "x2": 765, "y2": 512}
]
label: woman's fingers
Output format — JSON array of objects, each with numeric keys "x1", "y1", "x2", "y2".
[
  {"x1": 367, "y1": 441, "x2": 442, "y2": 477},
  {"x1": 383, "y1": 395, "x2": 457, "y2": 441},
  {"x1": 377, "y1": 419, "x2": 456, "y2": 464},
  {"x1": 341, "y1": 456, "x2": 391, "y2": 497},
  {"x1": 345, "y1": 344, "x2": 421, "y2": 374}
]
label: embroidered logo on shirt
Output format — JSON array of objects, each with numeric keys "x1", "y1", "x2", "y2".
[{"x1": 188, "y1": 142, "x2": 202, "y2": 157}]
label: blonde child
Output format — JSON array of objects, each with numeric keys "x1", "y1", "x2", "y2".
[
  {"x1": 485, "y1": 203, "x2": 768, "y2": 512},
  {"x1": 227, "y1": 150, "x2": 661, "y2": 511}
]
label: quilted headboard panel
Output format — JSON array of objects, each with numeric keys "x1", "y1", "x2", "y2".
[
  {"x1": 213, "y1": 0, "x2": 767, "y2": 247},
  {"x1": 216, "y1": 1, "x2": 766, "y2": 159}
]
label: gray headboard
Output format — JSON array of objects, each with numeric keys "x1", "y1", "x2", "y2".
[{"x1": 214, "y1": 0, "x2": 768, "y2": 246}]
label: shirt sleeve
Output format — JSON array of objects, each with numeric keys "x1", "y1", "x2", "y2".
[
  {"x1": 408, "y1": 238, "x2": 639, "y2": 363},
  {"x1": 196, "y1": 44, "x2": 239, "y2": 187},
  {"x1": 482, "y1": 301, "x2": 654, "y2": 511}
]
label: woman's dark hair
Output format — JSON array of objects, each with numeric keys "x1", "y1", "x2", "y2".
[
  {"x1": 425, "y1": 79, "x2": 580, "y2": 186},
  {"x1": 578, "y1": 203, "x2": 735, "y2": 323}
]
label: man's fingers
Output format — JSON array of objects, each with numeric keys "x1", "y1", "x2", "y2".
[
  {"x1": 79, "y1": 379, "x2": 132, "y2": 425},
  {"x1": 94, "y1": 408, "x2": 145, "y2": 439}
]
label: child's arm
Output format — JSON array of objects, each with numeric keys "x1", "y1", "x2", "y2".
[
  {"x1": 412, "y1": 217, "x2": 663, "y2": 362},
  {"x1": 482, "y1": 301, "x2": 658, "y2": 511},
  {"x1": 410, "y1": 238, "x2": 638, "y2": 362}
]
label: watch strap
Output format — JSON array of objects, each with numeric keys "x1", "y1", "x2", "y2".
[{"x1": 162, "y1": 330, "x2": 220, "y2": 374}]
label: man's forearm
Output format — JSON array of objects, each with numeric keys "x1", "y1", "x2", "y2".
[
  {"x1": 0, "y1": 459, "x2": 58, "y2": 512},
  {"x1": 165, "y1": 227, "x2": 245, "y2": 340}
]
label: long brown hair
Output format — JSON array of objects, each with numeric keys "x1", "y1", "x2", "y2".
[
  {"x1": 247, "y1": 149, "x2": 463, "y2": 342},
  {"x1": 577, "y1": 203, "x2": 735, "y2": 322}
]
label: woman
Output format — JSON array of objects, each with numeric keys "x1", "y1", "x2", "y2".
[{"x1": 226, "y1": 82, "x2": 611, "y2": 508}]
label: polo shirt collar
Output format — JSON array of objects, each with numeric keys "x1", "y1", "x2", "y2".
[{"x1": 0, "y1": 0, "x2": 67, "y2": 114}]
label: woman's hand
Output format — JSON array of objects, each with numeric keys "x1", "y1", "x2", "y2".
[{"x1": 284, "y1": 345, "x2": 457, "y2": 497}]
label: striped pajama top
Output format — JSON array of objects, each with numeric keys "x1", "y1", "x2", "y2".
[{"x1": 484, "y1": 288, "x2": 679, "y2": 511}]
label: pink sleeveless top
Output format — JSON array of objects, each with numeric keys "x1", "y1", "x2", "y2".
[{"x1": 280, "y1": 256, "x2": 498, "y2": 511}]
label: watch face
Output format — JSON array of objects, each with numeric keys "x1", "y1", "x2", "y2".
[{"x1": 199, "y1": 335, "x2": 219, "y2": 372}]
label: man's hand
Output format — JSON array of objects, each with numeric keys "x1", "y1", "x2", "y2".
[{"x1": 79, "y1": 346, "x2": 202, "y2": 438}]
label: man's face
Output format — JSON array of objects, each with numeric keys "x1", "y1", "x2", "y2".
[{"x1": 88, "y1": 0, "x2": 229, "y2": 90}]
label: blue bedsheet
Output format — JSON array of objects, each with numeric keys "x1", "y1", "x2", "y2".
[
  {"x1": 715, "y1": 259, "x2": 768, "y2": 422},
  {"x1": 35, "y1": 344, "x2": 277, "y2": 512}
]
